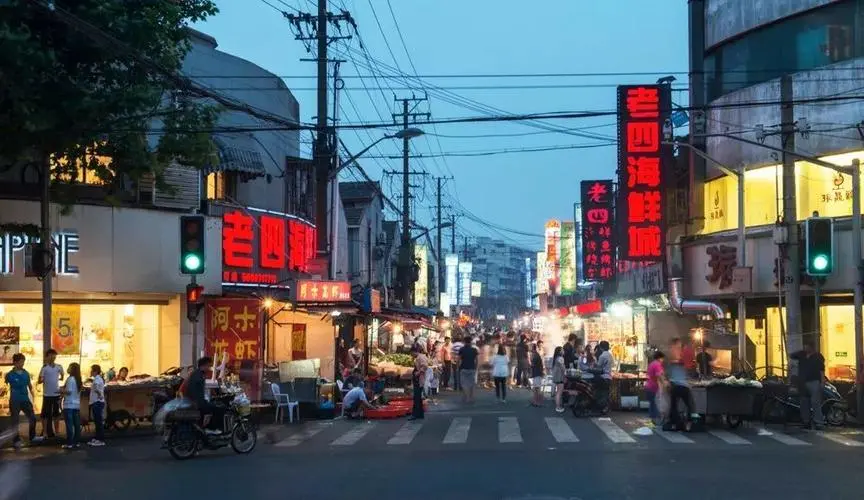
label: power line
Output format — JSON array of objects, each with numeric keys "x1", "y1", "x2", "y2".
[{"x1": 361, "y1": 142, "x2": 615, "y2": 159}]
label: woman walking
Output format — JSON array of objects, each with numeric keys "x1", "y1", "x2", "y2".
[
  {"x1": 645, "y1": 351, "x2": 666, "y2": 427},
  {"x1": 88, "y1": 364, "x2": 106, "y2": 447},
  {"x1": 551, "y1": 346, "x2": 566, "y2": 413},
  {"x1": 61, "y1": 363, "x2": 82, "y2": 449},
  {"x1": 491, "y1": 344, "x2": 510, "y2": 403},
  {"x1": 529, "y1": 343, "x2": 545, "y2": 407},
  {"x1": 409, "y1": 344, "x2": 428, "y2": 420}
]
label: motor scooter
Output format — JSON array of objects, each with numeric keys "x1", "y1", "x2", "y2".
[
  {"x1": 762, "y1": 381, "x2": 847, "y2": 427},
  {"x1": 560, "y1": 370, "x2": 609, "y2": 417},
  {"x1": 157, "y1": 393, "x2": 257, "y2": 460}
]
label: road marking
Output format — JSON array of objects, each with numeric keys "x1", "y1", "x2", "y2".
[
  {"x1": 655, "y1": 430, "x2": 694, "y2": 444},
  {"x1": 754, "y1": 427, "x2": 810, "y2": 446},
  {"x1": 816, "y1": 431, "x2": 864, "y2": 447},
  {"x1": 592, "y1": 418, "x2": 636, "y2": 443},
  {"x1": 331, "y1": 423, "x2": 376, "y2": 446},
  {"x1": 544, "y1": 417, "x2": 579, "y2": 443},
  {"x1": 708, "y1": 430, "x2": 751, "y2": 445},
  {"x1": 275, "y1": 424, "x2": 326, "y2": 447},
  {"x1": 443, "y1": 417, "x2": 471, "y2": 444},
  {"x1": 387, "y1": 421, "x2": 423, "y2": 445},
  {"x1": 498, "y1": 416, "x2": 522, "y2": 443}
]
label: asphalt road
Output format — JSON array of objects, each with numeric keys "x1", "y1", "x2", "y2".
[{"x1": 7, "y1": 389, "x2": 864, "y2": 500}]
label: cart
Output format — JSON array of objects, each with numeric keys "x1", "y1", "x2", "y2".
[{"x1": 691, "y1": 384, "x2": 762, "y2": 429}]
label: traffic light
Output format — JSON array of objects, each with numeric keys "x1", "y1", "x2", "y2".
[
  {"x1": 805, "y1": 217, "x2": 834, "y2": 276},
  {"x1": 180, "y1": 215, "x2": 205, "y2": 274},
  {"x1": 186, "y1": 283, "x2": 204, "y2": 322}
]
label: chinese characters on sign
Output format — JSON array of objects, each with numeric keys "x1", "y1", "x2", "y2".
[
  {"x1": 204, "y1": 298, "x2": 262, "y2": 397},
  {"x1": 705, "y1": 245, "x2": 737, "y2": 290},
  {"x1": 295, "y1": 280, "x2": 352, "y2": 303},
  {"x1": 544, "y1": 220, "x2": 561, "y2": 292},
  {"x1": 617, "y1": 85, "x2": 670, "y2": 262},
  {"x1": 559, "y1": 221, "x2": 577, "y2": 295},
  {"x1": 580, "y1": 180, "x2": 616, "y2": 281},
  {"x1": 291, "y1": 324, "x2": 307, "y2": 360},
  {"x1": 222, "y1": 210, "x2": 316, "y2": 287}
]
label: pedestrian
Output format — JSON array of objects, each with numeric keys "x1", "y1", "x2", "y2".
[
  {"x1": 451, "y1": 336, "x2": 464, "y2": 392},
  {"x1": 4, "y1": 353, "x2": 41, "y2": 448},
  {"x1": 665, "y1": 338, "x2": 695, "y2": 432},
  {"x1": 515, "y1": 335, "x2": 529, "y2": 388},
  {"x1": 439, "y1": 336, "x2": 453, "y2": 390},
  {"x1": 529, "y1": 343, "x2": 545, "y2": 407},
  {"x1": 551, "y1": 346, "x2": 566, "y2": 413},
  {"x1": 696, "y1": 341, "x2": 713, "y2": 379},
  {"x1": 37, "y1": 349, "x2": 63, "y2": 440},
  {"x1": 681, "y1": 338, "x2": 698, "y2": 378},
  {"x1": 563, "y1": 334, "x2": 578, "y2": 369},
  {"x1": 348, "y1": 339, "x2": 363, "y2": 374},
  {"x1": 645, "y1": 351, "x2": 666, "y2": 426},
  {"x1": 491, "y1": 344, "x2": 509, "y2": 403},
  {"x1": 60, "y1": 362, "x2": 82, "y2": 449},
  {"x1": 791, "y1": 338, "x2": 826, "y2": 429},
  {"x1": 458, "y1": 336, "x2": 479, "y2": 404},
  {"x1": 409, "y1": 344, "x2": 428, "y2": 420},
  {"x1": 88, "y1": 364, "x2": 106, "y2": 447}
]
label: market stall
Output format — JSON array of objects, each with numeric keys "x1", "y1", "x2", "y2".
[{"x1": 690, "y1": 376, "x2": 763, "y2": 428}]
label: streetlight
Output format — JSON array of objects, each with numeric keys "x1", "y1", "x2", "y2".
[{"x1": 330, "y1": 127, "x2": 424, "y2": 180}]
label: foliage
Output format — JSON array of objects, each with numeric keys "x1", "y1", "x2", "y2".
[
  {"x1": 378, "y1": 353, "x2": 415, "y2": 367},
  {"x1": 0, "y1": 0, "x2": 220, "y2": 203}
]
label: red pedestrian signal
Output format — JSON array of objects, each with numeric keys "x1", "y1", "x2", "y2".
[{"x1": 186, "y1": 283, "x2": 204, "y2": 322}]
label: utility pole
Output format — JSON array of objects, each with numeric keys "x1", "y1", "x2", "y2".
[
  {"x1": 394, "y1": 95, "x2": 429, "y2": 308},
  {"x1": 41, "y1": 156, "x2": 52, "y2": 353},
  {"x1": 450, "y1": 214, "x2": 457, "y2": 254},
  {"x1": 435, "y1": 176, "x2": 452, "y2": 303},
  {"x1": 463, "y1": 235, "x2": 469, "y2": 260},
  {"x1": 286, "y1": 3, "x2": 354, "y2": 279},
  {"x1": 780, "y1": 75, "x2": 803, "y2": 355}
]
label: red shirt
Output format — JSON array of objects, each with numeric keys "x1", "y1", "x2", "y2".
[{"x1": 681, "y1": 346, "x2": 696, "y2": 370}]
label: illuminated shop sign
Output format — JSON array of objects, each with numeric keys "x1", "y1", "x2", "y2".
[
  {"x1": 0, "y1": 231, "x2": 80, "y2": 276},
  {"x1": 616, "y1": 84, "x2": 671, "y2": 262},
  {"x1": 580, "y1": 180, "x2": 615, "y2": 282},
  {"x1": 294, "y1": 280, "x2": 352, "y2": 303},
  {"x1": 559, "y1": 221, "x2": 577, "y2": 295},
  {"x1": 221, "y1": 210, "x2": 316, "y2": 287},
  {"x1": 544, "y1": 220, "x2": 561, "y2": 292}
]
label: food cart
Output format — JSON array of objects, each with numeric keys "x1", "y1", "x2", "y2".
[
  {"x1": 81, "y1": 375, "x2": 182, "y2": 431},
  {"x1": 690, "y1": 376, "x2": 763, "y2": 428}
]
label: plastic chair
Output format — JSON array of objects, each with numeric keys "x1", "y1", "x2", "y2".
[{"x1": 271, "y1": 382, "x2": 299, "y2": 424}]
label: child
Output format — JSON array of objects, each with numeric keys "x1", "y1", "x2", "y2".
[{"x1": 425, "y1": 362, "x2": 440, "y2": 405}]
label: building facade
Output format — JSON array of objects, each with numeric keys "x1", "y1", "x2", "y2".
[
  {"x1": 685, "y1": 0, "x2": 864, "y2": 378},
  {"x1": 464, "y1": 237, "x2": 534, "y2": 319}
]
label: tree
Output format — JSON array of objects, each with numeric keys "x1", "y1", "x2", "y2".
[{"x1": 0, "y1": 0, "x2": 220, "y2": 209}]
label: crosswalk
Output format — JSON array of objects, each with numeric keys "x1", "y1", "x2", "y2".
[{"x1": 271, "y1": 415, "x2": 864, "y2": 451}]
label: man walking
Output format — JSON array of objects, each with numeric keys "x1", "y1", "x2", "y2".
[
  {"x1": 791, "y1": 339, "x2": 826, "y2": 429},
  {"x1": 4, "y1": 354, "x2": 41, "y2": 448},
  {"x1": 38, "y1": 349, "x2": 63, "y2": 440},
  {"x1": 458, "y1": 336, "x2": 479, "y2": 404},
  {"x1": 440, "y1": 336, "x2": 453, "y2": 390}
]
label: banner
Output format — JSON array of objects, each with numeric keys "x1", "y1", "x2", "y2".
[
  {"x1": 205, "y1": 298, "x2": 262, "y2": 397},
  {"x1": 414, "y1": 244, "x2": 429, "y2": 307},
  {"x1": 580, "y1": 180, "x2": 616, "y2": 281},
  {"x1": 536, "y1": 251, "x2": 548, "y2": 295},
  {"x1": 51, "y1": 304, "x2": 81, "y2": 355},
  {"x1": 559, "y1": 221, "x2": 577, "y2": 295},
  {"x1": 544, "y1": 220, "x2": 561, "y2": 293},
  {"x1": 291, "y1": 324, "x2": 307, "y2": 360},
  {"x1": 445, "y1": 254, "x2": 459, "y2": 307},
  {"x1": 616, "y1": 84, "x2": 671, "y2": 262}
]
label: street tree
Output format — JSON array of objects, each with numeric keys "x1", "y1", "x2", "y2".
[{"x1": 0, "y1": 0, "x2": 220, "y2": 230}]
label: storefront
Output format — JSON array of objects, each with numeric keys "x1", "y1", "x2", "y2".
[{"x1": 0, "y1": 200, "x2": 222, "y2": 414}]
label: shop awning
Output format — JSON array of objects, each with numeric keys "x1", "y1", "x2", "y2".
[{"x1": 205, "y1": 133, "x2": 268, "y2": 179}]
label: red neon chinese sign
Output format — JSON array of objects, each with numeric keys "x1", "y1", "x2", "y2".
[
  {"x1": 617, "y1": 85, "x2": 669, "y2": 262},
  {"x1": 580, "y1": 180, "x2": 615, "y2": 281},
  {"x1": 295, "y1": 280, "x2": 352, "y2": 303},
  {"x1": 222, "y1": 210, "x2": 316, "y2": 287}
]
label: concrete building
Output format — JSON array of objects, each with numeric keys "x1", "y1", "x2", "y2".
[
  {"x1": 464, "y1": 236, "x2": 534, "y2": 319},
  {"x1": 683, "y1": 0, "x2": 864, "y2": 378}
]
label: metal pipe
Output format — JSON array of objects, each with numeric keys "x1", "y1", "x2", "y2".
[{"x1": 667, "y1": 277, "x2": 725, "y2": 320}]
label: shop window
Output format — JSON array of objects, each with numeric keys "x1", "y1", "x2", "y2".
[
  {"x1": 206, "y1": 171, "x2": 237, "y2": 201},
  {"x1": 0, "y1": 303, "x2": 173, "y2": 415}
]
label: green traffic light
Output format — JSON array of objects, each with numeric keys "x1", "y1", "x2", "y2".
[
  {"x1": 812, "y1": 254, "x2": 829, "y2": 271},
  {"x1": 184, "y1": 253, "x2": 202, "y2": 272}
]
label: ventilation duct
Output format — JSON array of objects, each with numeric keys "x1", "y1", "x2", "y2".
[{"x1": 667, "y1": 277, "x2": 725, "y2": 320}]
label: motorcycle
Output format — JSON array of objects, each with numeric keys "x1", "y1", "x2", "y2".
[
  {"x1": 560, "y1": 370, "x2": 609, "y2": 417},
  {"x1": 157, "y1": 392, "x2": 257, "y2": 460},
  {"x1": 762, "y1": 380, "x2": 847, "y2": 427}
]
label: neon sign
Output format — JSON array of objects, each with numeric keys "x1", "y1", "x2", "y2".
[
  {"x1": 0, "y1": 231, "x2": 80, "y2": 276},
  {"x1": 580, "y1": 180, "x2": 615, "y2": 282}
]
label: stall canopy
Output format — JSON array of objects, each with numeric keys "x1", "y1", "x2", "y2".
[{"x1": 377, "y1": 306, "x2": 439, "y2": 331}]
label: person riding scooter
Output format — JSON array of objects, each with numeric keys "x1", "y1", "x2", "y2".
[{"x1": 184, "y1": 357, "x2": 225, "y2": 435}]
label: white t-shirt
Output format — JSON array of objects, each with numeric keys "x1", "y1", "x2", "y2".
[
  {"x1": 40, "y1": 364, "x2": 63, "y2": 397},
  {"x1": 62, "y1": 377, "x2": 80, "y2": 410},
  {"x1": 90, "y1": 375, "x2": 106, "y2": 405},
  {"x1": 491, "y1": 354, "x2": 510, "y2": 378},
  {"x1": 342, "y1": 387, "x2": 367, "y2": 408}
]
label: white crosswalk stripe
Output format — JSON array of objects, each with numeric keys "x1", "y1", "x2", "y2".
[
  {"x1": 498, "y1": 416, "x2": 522, "y2": 443},
  {"x1": 331, "y1": 423, "x2": 376, "y2": 446},
  {"x1": 442, "y1": 417, "x2": 471, "y2": 444},
  {"x1": 275, "y1": 424, "x2": 327, "y2": 447},
  {"x1": 655, "y1": 430, "x2": 694, "y2": 444},
  {"x1": 592, "y1": 417, "x2": 636, "y2": 443},
  {"x1": 545, "y1": 417, "x2": 579, "y2": 443},
  {"x1": 708, "y1": 430, "x2": 751, "y2": 445},
  {"x1": 387, "y1": 421, "x2": 423, "y2": 445},
  {"x1": 753, "y1": 427, "x2": 810, "y2": 446},
  {"x1": 816, "y1": 431, "x2": 864, "y2": 447}
]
